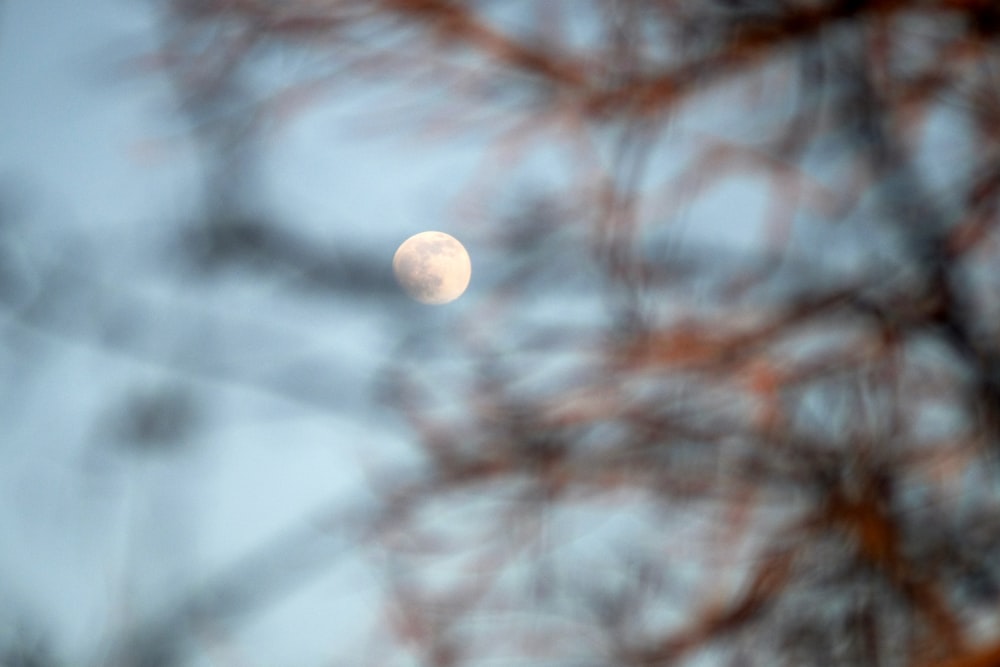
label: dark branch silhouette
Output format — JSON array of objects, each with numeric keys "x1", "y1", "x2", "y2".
[{"x1": 4, "y1": 1, "x2": 1000, "y2": 665}]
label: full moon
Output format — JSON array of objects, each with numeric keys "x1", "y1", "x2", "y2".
[{"x1": 392, "y1": 231, "x2": 472, "y2": 305}]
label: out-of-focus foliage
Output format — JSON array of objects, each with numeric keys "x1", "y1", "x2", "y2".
[
  {"x1": 126, "y1": 0, "x2": 1000, "y2": 665},
  {"x1": 7, "y1": 1, "x2": 1000, "y2": 665}
]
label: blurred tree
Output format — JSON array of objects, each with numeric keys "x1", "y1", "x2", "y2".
[{"x1": 72, "y1": 0, "x2": 1000, "y2": 665}]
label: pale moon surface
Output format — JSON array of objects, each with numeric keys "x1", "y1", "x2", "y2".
[{"x1": 392, "y1": 231, "x2": 472, "y2": 304}]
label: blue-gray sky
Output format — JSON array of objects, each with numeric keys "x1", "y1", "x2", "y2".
[
  {"x1": 0, "y1": 0, "x2": 492, "y2": 662},
  {"x1": 6, "y1": 1, "x2": 966, "y2": 664}
]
